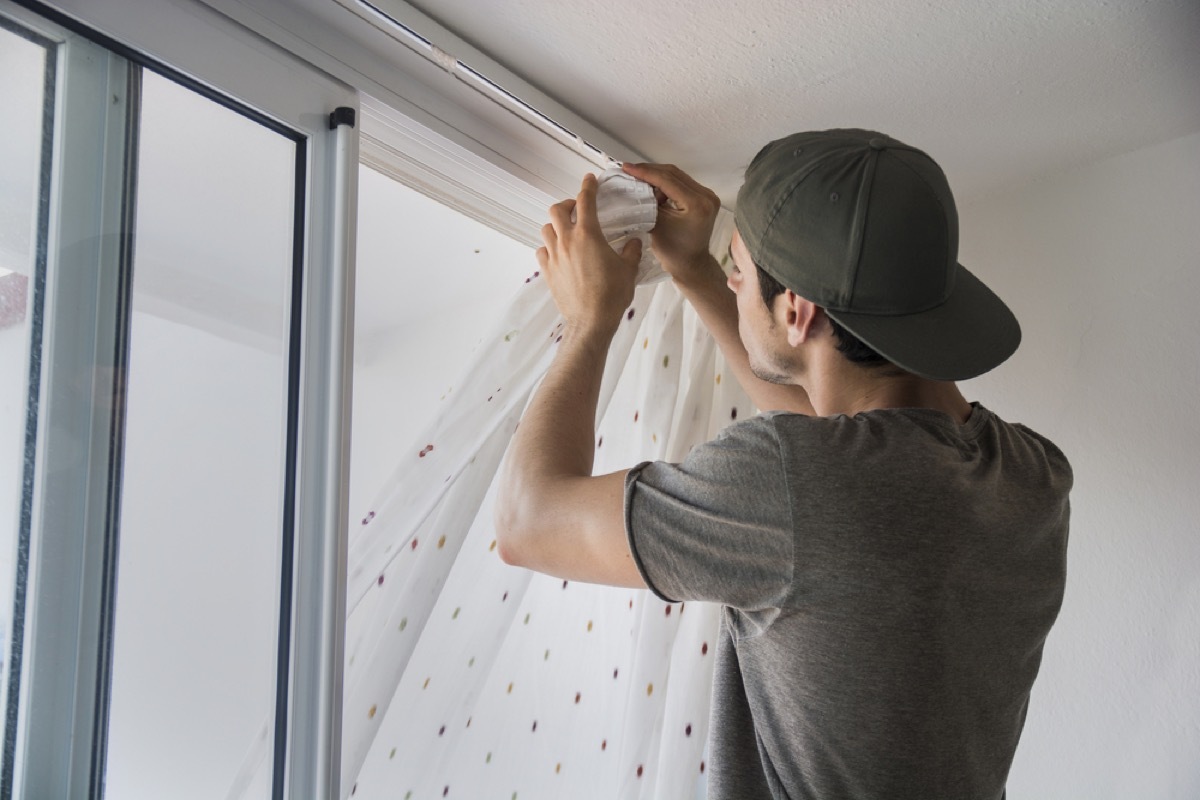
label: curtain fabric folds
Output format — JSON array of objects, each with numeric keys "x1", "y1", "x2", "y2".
[{"x1": 342, "y1": 209, "x2": 746, "y2": 799}]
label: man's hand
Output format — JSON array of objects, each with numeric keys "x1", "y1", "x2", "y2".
[
  {"x1": 621, "y1": 162, "x2": 723, "y2": 287},
  {"x1": 493, "y1": 173, "x2": 650, "y2": 590},
  {"x1": 539, "y1": 173, "x2": 642, "y2": 336}
]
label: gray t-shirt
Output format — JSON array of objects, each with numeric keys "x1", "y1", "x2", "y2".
[{"x1": 624, "y1": 404, "x2": 1071, "y2": 800}]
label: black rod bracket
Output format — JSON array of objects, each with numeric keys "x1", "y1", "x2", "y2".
[{"x1": 328, "y1": 106, "x2": 356, "y2": 130}]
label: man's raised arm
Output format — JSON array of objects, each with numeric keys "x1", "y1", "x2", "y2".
[{"x1": 622, "y1": 162, "x2": 814, "y2": 415}]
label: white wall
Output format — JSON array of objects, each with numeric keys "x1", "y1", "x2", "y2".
[
  {"x1": 349, "y1": 292, "x2": 518, "y2": 518},
  {"x1": 959, "y1": 132, "x2": 1200, "y2": 798}
]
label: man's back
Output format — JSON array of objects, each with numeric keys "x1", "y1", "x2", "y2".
[{"x1": 626, "y1": 404, "x2": 1072, "y2": 799}]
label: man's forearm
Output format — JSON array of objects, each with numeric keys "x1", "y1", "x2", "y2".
[
  {"x1": 497, "y1": 321, "x2": 611, "y2": 533},
  {"x1": 675, "y1": 256, "x2": 815, "y2": 414}
]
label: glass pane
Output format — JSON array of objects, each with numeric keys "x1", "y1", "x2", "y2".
[
  {"x1": 105, "y1": 70, "x2": 297, "y2": 800},
  {"x1": 0, "y1": 20, "x2": 50, "y2": 756}
]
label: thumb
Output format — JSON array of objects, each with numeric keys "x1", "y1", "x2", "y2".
[{"x1": 621, "y1": 237, "x2": 643, "y2": 264}]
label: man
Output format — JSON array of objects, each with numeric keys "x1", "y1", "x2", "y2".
[{"x1": 495, "y1": 129, "x2": 1071, "y2": 799}]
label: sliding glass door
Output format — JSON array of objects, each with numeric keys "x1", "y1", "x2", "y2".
[
  {"x1": 0, "y1": 19, "x2": 52, "y2": 787},
  {"x1": 0, "y1": 2, "x2": 356, "y2": 797},
  {"x1": 103, "y1": 68, "x2": 302, "y2": 800}
]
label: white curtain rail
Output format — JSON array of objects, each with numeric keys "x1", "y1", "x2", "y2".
[{"x1": 351, "y1": 0, "x2": 615, "y2": 168}]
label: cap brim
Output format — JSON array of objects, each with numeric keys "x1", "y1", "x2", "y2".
[{"x1": 826, "y1": 264, "x2": 1020, "y2": 381}]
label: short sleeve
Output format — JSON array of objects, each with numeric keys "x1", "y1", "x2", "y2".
[{"x1": 624, "y1": 417, "x2": 794, "y2": 611}]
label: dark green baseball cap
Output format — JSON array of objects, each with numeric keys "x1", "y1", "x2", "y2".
[{"x1": 734, "y1": 129, "x2": 1020, "y2": 381}]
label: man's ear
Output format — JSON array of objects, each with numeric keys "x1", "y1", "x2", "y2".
[{"x1": 782, "y1": 291, "x2": 821, "y2": 347}]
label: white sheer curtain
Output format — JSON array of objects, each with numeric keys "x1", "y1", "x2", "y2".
[{"x1": 342, "y1": 207, "x2": 749, "y2": 799}]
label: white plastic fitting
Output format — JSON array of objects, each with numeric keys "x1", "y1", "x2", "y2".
[{"x1": 591, "y1": 167, "x2": 667, "y2": 284}]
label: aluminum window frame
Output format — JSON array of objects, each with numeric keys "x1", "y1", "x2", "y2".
[{"x1": 2, "y1": 1, "x2": 358, "y2": 798}]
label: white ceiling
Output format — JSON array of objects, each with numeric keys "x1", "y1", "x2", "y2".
[
  {"x1": 200, "y1": 0, "x2": 1200, "y2": 340},
  {"x1": 401, "y1": 0, "x2": 1200, "y2": 205}
]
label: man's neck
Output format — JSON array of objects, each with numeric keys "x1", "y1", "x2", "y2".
[{"x1": 803, "y1": 351, "x2": 973, "y2": 423}]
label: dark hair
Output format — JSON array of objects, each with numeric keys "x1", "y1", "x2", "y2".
[{"x1": 755, "y1": 263, "x2": 891, "y2": 368}]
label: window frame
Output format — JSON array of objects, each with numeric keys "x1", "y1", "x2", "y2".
[{"x1": 3, "y1": 1, "x2": 357, "y2": 798}]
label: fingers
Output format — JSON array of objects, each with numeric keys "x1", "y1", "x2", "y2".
[
  {"x1": 622, "y1": 162, "x2": 717, "y2": 208},
  {"x1": 574, "y1": 173, "x2": 599, "y2": 230},
  {"x1": 547, "y1": 198, "x2": 575, "y2": 233},
  {"x1": 620, "y1": 237, "x2": 643, "y2": 264},
  {"x1": 546, "y1": 175, "x2": 602, "y2": 244}
]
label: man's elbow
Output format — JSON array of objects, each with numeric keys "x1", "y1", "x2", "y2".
[{"x1": 493, "y1": 495, "x2": 530, "y2": 567}]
